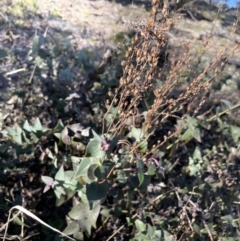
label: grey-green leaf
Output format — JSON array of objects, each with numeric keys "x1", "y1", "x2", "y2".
[
  {"x1": 55, "y1": 165, "x2": 65, "y2": 182},
  {"x1": 68, "y1": 202, "x2": 100, "y2": 236},
  {"x1": 135, "y1": 219, "x2": 146, "y2": 233}
]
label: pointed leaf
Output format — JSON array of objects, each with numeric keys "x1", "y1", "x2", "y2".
[
  {"x1": 41, "y1": 176, "x2": 54, "y2": 185},
  {"x1": 43, "y1": 184, "x2": 51, "y2": 193},
  {"x1": 14, "y1": 133, "x2": 22, "y2": 145},
  {"x1": 137, "y1": 157, "x2": 144, "y2": 170},
  {"x1": 54, "y1": 186, "x2": 66, "y2": 197},
  {"x1": 63, "y1": 171, "x2": 78, "y2": 190},
  {"x1": 147, "y1": 224, "x2": 155, "y2": 238},
  {"x1": 73, "y1": 231, "x2": 84, "y2": 240},
  {"x1": 68, "y1": 123, "x2": 83, "y2": 133},
  {"x1": 92, "y1": 130, "x2": 102, "y2": 142},
  {"x1": 54, "y1": 133, "x2": 62, "y2": 140},
  {"x1": 54, "y1": 119, "x2": 64, "y2": 132},
  {"x1": 181, "y1": 129, "x2": 193, "y2": 141},
  {"x1": 221, "y1": 214, "x2": 233, "y2": 222},
  {"x1": 139, "y1": 175, "x2": 151, "y2": 192},
  {"x1": 221, "y1": 99, "x2": 233, "y2": 109},
  {"x1": 135, "y1": 219, "x2": 146, "y2": 232},
  {"x1": 31, "y1": 132, "x2": 39, "y2": 143},
  {"x1": 22, "y1": 131, "x2": 31, "y2": 144},
  {"x1": 62, "y1": 126, "x2": 71, "y2": 145},
  {"x1": 6, "y1": 126, "x2": 23, "y2": 145},
  {"x1": 74, "y1": 158, "x2": 92, "y2": 179},
  {"x1": 85, "y1": 139, "x2": 105, "y2": 158},
  {"x1": 6, "y1": 126, "x2": 15, "y2": 136},
  {"x1": 81, "y1": 127, "x2": 90, "y2": 137},
  {"x1": 191, "y1": 127, "x2": 201, "y2": 142},
  {"x1": 23, "y1": 120, "x2": 32, "y2": 132},
  {"x1": 33, "y1": 117, "x2": 43, "y2": 132},
  {"x1": 13, "y1": 214, "x2": 30, "y2": 228},
  {"x1": 55, "y1": 165, "x2": 65, "y2": 182},
  {"x1": 138, "y1": 171, "x2": 144, "y2": 186},
  {"x1": 68, "y1": 202, "x2": 100, "y2": 236},
  {"x1": 63, "y1": 221, "x2": 79, "y2": 235}
]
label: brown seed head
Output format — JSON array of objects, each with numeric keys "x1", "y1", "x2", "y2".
[{"x1": 152, "y1": 0, "x2": 159, "y2": 5}]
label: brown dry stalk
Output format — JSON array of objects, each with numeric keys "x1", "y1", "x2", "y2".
[{"x1": 102, "y1": 0, "x2": 239, "y2": 150}]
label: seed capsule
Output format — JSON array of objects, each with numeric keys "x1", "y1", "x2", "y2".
[{"x1": 121, "y1": 61, "x2": 126, "y2": 66}]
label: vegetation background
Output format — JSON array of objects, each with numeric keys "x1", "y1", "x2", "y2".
[{"x1": 0, "y1": 0, "x2": 240, "y2": 240}]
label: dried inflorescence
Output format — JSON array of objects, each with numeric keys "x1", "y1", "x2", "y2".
[
  {"x1": 103, "y1": 0, "x2": 173, "y2": 133},
  {"x1": 103, "y1": 0, "x2": 239, "y2": 149}
]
